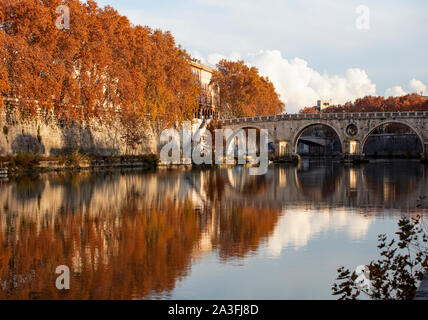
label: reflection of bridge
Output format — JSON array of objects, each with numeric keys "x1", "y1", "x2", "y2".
[
  {"x1": 1, "y1": 163, "x2": 427, "y2": 229},
  {"x1": 214, "y1": 164, "x2": 428, "y2": 210},
  {"x1": 219, "y1": 112, "x2": 428, "y2": 159}
]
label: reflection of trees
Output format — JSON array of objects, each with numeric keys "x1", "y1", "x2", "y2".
[
  {"x1": 240, "y1": 176, "x2": 268, "y2": 195},
  {"x1": 0, "y1": 199, "x2": 201, "y2": 299},
  {"x1": 0, "y1": 191, "x2": 281, "y2": 299},
  {"x1": 212, "y1": 206, "x2": 281, "y2": 261},
  {"x1": 0, "y1": 168, "x2": 298, "y2": 299},
  {"x1": 50, "y1": 171, "x2": 94, "y2": 188},
  {"x1": 11, "y1": 175, "x2": 45, "y2": 201},
  {"x1": 202, "y1": 170, "x2": 226, "y2": 202}
]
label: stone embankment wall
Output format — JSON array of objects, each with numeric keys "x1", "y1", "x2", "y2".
[{"x1": 0, "y1": 109, "x2": 162, "y2": 157}]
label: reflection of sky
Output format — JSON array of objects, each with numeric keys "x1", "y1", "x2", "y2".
[
  {"x1": 170, "y1": 210, "x2": 401, "y2": 300},
  {"x1": 266, "y1": 208, "x2": 373, "y2": 256}
]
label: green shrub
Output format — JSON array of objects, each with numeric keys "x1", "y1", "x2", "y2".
[
  {"x1": 10, "y1": 152, "x2": 41, "y2": 169},
  {"x1": 66, "y1": 150, "x2": 92, "y2": 167},
  {"x1": 142, "y1": 153, "x2": 159, "y2": 166}
]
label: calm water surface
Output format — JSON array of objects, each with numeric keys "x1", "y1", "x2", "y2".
[{"x1": 0, "y1": 160, "x2": 427, "y2": 299}]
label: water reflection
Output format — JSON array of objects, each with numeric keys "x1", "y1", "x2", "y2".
[
  {"x1": 295, "y1": 161, "x2": 343, "y2": 201},
  {"x1": 0, "y1": 161, "x2": 426, "y2": 299},
  {"x1": 363, "y1": 161, "x2": 423, "y2": 201},
  {"x1": 267, "y1": 208, "x2": 373, "y2": 256}
]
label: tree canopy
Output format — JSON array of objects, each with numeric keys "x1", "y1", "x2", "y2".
[
  {"x1": 211, "y1": 60, "x2": 285, "y2": 118},
  {"x1": 300, "y1": 94, "x2": 428, "y2": 114},
  {"x1": 0, "y1": 0, "x2": 200, "y2": 125}
]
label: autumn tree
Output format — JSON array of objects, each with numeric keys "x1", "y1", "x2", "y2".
[
  {"x1": 299, "y1": 106, "x2": 319, "y2": 114},
  {"x1": 0, "y1": 0, "x2": 200, "y2": 125},
  {"x1": 211, "y1": 60, "x2": 285, "y2": 118},
  {"x1": 300, "y1": 94, "x2": 428, "y2": 114},
  {"x1": 0, "y1": 7, "x2": 8, "y2": 109},
  {"x1": 119, "y1": 107, "x2": 147, "y2": 154}
]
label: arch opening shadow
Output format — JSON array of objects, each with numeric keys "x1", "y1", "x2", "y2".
[
  {"x1": 295, "y1": 124, "x2": 342, "y2": 157},
  {"x1": 363, "y1": 123, "x2": 423, "y2": 158}
]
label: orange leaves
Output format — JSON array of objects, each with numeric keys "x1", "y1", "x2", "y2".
[
  {"x1": 1, "y1": 1, "x2": 199, "y2": 124},
  {"x1": 299, "y1": 94, "x2": 428, "y2": 114},
  {"x1": 0, "y1": 14, "x2": 9, "y2": 110},
  {"x1": 0, "y1": 198, "x2": 201, "y2": 299},
  {"x1": 211, "y1": 59, "x2": 284, "y2": 118},
  {"x1": 299, "y1": 106, "x2": 319, "y2": 114}
]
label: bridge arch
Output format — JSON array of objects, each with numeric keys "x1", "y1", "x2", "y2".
[
  {"x1": 224, "y1": 125, "x2": 276, "y2": 156},
  {"x1": 292, "y1": 122, "x2": 344, "y2": 154},
  {"x1": 361, "y1": 120, "x2": 425, "y2": 156}
]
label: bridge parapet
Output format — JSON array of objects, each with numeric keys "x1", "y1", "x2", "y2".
[
  {"x1": 218, "y1": 111, "x2": 428, "y2": 160},
  {"x1": 218, "y1": 111, "x2": 428, "y2": 126}
]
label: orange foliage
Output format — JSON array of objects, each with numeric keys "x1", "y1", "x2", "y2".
[
  {"x1": 300, "y1": 94, "x2": 428, "y2": 114},
  {"x1": 0, "y1": 15, "x2": 8, "y2": 110},
  {"x1": 211, "y1": 60, "x2": 285, "y2": 118},
  {"x1": 0, "y1": 196, "x2": 281, "y2": 299},
  {"x1": 299, "y1": 106, "x2": 319, "y2": 114},
  {"x1": 212, "y1": 206, "x2": 280, "y2": 260},
  {"x1": 0, "y1": 0, "x2": 199, "y2": 124},
  {"x1": 0, "y1": 199, "x2": 201, "y2": 299}
]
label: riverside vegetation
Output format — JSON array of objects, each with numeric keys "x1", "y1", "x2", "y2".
[
  {"x1": 332, "y1": 204, "x2": 428, "y2": 300},
  {"x1": 0, "y1": 151, "x2": 159, "y2": 174}
]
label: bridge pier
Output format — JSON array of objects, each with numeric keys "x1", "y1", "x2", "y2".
[
  {"x1": 341, "y1": 140, "x2": 367, "y2": 163},
  {"x1": 275, "y1": 140, "x2": 288, "y2": 158},
  {"x1": 274, "y1": 140, "x2": 300, "y2": 163},
  {"x1": 422, "y1": 142, "x2": 428, "y2": 161}
]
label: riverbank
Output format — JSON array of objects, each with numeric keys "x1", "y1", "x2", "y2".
[
  {"x1": 0, "y1": 152, "x2": 159, "y2": 176},
  {"x1": 0, "y1": 152, "x2": 243, "y2": 177},
  {"x1": 1, "y1": 152, "x2": 427, "y2": 178}
]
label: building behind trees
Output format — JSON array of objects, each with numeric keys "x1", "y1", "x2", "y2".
[{"x1": 189, "y1": 59, "x2": 221, "y2": 120}]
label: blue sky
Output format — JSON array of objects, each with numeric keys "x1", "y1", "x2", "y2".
[{"x1": 94, "y1": 0, "x2": 428, "y2": 112}]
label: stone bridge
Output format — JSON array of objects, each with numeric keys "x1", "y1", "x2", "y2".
[{"x1": 218, "y1": 111, "x2": 428, "y2": 159}]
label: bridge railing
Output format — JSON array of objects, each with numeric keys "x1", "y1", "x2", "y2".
[{"x1": 218, "y1": 111, "x2": 428, "y2": 125}]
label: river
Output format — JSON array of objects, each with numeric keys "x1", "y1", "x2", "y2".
[{"x1": 0, "y1": 160, "x2": 427, "y2": 299}]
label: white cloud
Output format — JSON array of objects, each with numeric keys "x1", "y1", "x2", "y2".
[
  {"x1": 190, "y1": 50, "x2": 206, "y2": 64},
  {"x1": 206, "y1": 50, "x2": 377, "y2": 113},
  {"x1": 385, "y1": 86, "x2": 407, "y2": 97},
  {"x1": 206, "y1": 50, "x2": 428, "y2": 113},
  {"x1": 96, "y1": 1, "x2": 428, "y2": 103},
  {"x1": 409, "y1": 78, "x2": 427, "y2": 94},
  {"x1": 385, "y1": 78, "x2": 427, "y2": 97},
  {"x1": 266, "y1": 208, "x2": 373, "y2": 256},
  {"x1": 206, "y1": 51, "x2": 241, "y2": 66}
]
